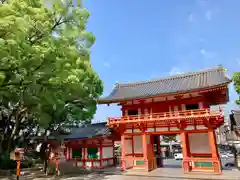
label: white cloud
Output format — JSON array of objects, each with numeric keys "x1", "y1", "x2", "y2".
[
  {"x1": 200, "y1": 48, "x2": 215, "y2": 58},
  {"x1": 205, "y1": 10, "x2": 212, "y2": 21},
  {"x1": 103, "y1": 62, "x2": 111, "y2": 68},
  {"x1": 169, "y1": 67, "x2": 183, "y2": 76}
]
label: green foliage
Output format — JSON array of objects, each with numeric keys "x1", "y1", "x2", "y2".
[
  {"x1": 0, "y1": 154, "x2": 34, "y2": 170},
  {"x1": 0, "y1": 0, "x2": 103, "y2": 131},
  {"x1": 0, "y1": 156, "x2": 16, "y2": 170},
  {"x1": 162, "y1": 135, "x2": 176, "y2": 142},
  {"x1": 232, "y1": 72, "x2": 240, "y2": 105}
]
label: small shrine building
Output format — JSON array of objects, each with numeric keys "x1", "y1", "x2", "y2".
[
  {"x1": 98, "y1": 67, "x2": 231, "y2": 174},
  {"x1": 62, "y1": 122, "x2": 116, "y2": 169}
]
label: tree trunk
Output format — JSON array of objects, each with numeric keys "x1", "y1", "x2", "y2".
[
  {"x1": 0, "y1": 108, "x2": 16, "y2": 155},
  {"x1": 6, "y1": 107, "x2": 27, "y2": 154},
  {"x1": 7, "y1": 117, "x2": 20, "y2": 154}
]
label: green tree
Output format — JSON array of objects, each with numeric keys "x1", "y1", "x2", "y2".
[
  {"x1": 233, "y1": 72, "x2": 240, "y2": 105},
  {"x1": 0, "y1": 0, "x2": 103, "y2": 153},
  {"x1": 162, "y1": 135, "x2": 176, "y2": 142}
]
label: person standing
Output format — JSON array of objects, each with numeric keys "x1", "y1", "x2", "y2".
[{"x1": 43, "y1": 144, "x2": 51, "y2": 174}]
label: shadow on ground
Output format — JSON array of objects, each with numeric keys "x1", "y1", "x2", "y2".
[{"x1": 0, "y1": 161, "x2": 239, "y2": 180}]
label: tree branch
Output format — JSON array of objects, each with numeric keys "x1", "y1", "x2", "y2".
[
  {"x1": 0, "y1": 0, "x2": 7, "y2": 4},
  {"x1": 29, "y1": 16, "x2": 68, "y2": 45}
]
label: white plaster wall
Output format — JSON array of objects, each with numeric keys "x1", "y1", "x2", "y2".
[
  {"x1": 102, "y1": 160, "x2": 108, "y2": 167},
  {"x1": 188, "y1": 133, "x2": 211, "y2": 154},
  {"x1": 102, "y1": 159, "x2": 114, "y2": 167},
  {"x1": 93, "y1": 161, "x2": 100, "y2": 167},
  {"x1": 102, "y1": 147, "x2": 113, "y2": 158},
  {"x1": 97, "y1": 148, "x2": 100, "y2": 159},
  {"x1": 85, "y1": 161, "x2": 100, "y2": 167},
  {"x1": 125, "y1": 139, "x2": 132, "y2": 154},
  {"x1": 134, "y1": 136, "x2": 142, "y2": 153},
  {"x1": 77, "y1": 161, "x2": 83, "y2": 167}
]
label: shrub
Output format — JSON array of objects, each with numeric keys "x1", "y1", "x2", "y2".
[
  {"x1": 0, "y1": 154, "x2": 35, "y2": 170},
  {"x1": 0, "y1": 155, "x2": 16, "y2": 170}
]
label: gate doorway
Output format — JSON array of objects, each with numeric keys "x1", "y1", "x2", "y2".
[{"x1": 152, "y1": 134, "x2": 182, "y2": 169}]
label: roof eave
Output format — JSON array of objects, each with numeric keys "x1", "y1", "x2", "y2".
[
  {"x1": 97, "y1": 99, "x2": 119, "y2": 105},
  {"x1": 63, "y1": 134, "x2": 111, "y2": 141},
  {"x1": 97, "y1": 82, "x2": 231, "y2": 105}
]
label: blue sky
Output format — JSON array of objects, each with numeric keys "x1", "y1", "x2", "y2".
[{"x1": 83, "y1": 0, "x2": 240, "y2": 122}]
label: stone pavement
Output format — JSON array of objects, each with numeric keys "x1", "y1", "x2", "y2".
[
  {"x1": 123, "y1": 168, "x2": 240, "y2": 180},
  {"x1": 1, "y1": 167, "x2": 240, "y2": 180},
  {"x1": 1, "y1": 160, "x2": 240, "y2": 180}
]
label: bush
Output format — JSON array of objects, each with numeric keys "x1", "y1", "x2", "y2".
[
  {"x1": 0, "y1": 154, "x2": 35, "y2": 170},
  {"x1": 21, "y1": 156, "x2": 35, "y2": 168},
  {"x1": 0, "y1": 155, "x2": 16, "y2": 170}
]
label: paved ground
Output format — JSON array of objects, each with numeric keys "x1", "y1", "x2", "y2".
[
  {"x1": 0, "y1": 159, "x2": 239, "y2": 180},
  {"x1": 162, "y1": 158, "x2": 236, "y2": 170}
]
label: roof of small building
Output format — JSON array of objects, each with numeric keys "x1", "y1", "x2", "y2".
[
  {"x1": 62, "y1": 122, "x2": 110, "y2": 140},
  {"x1": 98, "y1": 66, "x2": 231, "y2": 104}
]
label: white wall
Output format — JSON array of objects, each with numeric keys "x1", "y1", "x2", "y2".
[
  {"x1": 125, "y1": 138, "x2": 132, "y2": 154},
  {"x1": 188, "y1": 133, "x2": 211, "y2": 154},
  {"x1": 102, "y1": 147, "x2": 113, "y2": 158},
  {"x1": 134, "y1": 136, "x2": 142, "y2": 153}
]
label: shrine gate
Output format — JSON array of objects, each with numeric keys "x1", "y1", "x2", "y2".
[{"x1": 98, "y1": 67, "x2": 231, "y2": 174}]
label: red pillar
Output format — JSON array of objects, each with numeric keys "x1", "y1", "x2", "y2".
[
  {"x1": 99, "y1": 139, "x2": 103, "y2": 168},
  {"x1": 132, "y1": 135, "x2": 134, "y2": 156},
  {"x1": 142, "y1": 133, "x2": 148, "y2": 171},
  {"x1": 181, "y1": 132, "x2": 190, "y2": 173},
  {"x1": 121, "y1": 135, "x2": 126, "y2": 171},
  {"x1": 208, "y1": 129, "x2": 221, "y2": 174},
  {"x1": 83, "y1": 140, "x2": 86, "y2": 168},
  {"x1": 68, "y1": 147, "x2": 70, "y2": 160}
]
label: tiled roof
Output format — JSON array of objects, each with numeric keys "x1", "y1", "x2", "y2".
[
  {"x1": 62, "y1": 122, "x2": 110, "y2": 140},
  {"x1": 98, "y1": 67, "x2": 231, "y2": 104}
]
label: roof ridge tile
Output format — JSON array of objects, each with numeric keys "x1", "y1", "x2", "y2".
[
  {"x1": 118, "y1": 67, "x2": 222, "y2": 87},
  {"x1": 97, "y1": 66, "x2": 231, "y2": 104}
]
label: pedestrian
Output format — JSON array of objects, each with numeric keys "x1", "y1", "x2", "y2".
[{"x1": 43, "y1": 144, "x2": 51, "y2": 174}]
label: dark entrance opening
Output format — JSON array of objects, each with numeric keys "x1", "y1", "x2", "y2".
[
  {"x1": 127, "y1": 109, "x2": 138, "y2": 116},
  {"x1": 185, "y1": 104, "x2": 199, "y2": 110},
  {"x1": 153, "y1": 134, "x2": 182, "y2": 169}
]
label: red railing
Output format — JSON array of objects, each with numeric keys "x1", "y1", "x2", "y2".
[{"x1": 108, "y1": 108, "x2": 224, "y2": 125}]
